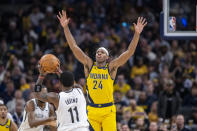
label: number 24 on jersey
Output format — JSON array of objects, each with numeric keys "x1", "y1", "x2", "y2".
[{"x1": 93, "y1": 80, "x2": 103, "y2": 90}]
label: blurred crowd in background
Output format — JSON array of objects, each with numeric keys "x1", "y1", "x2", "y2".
[{"x1": 0, "y1": 0, "x2": 197, "y2": 131}]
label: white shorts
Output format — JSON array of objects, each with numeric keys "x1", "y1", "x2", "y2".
[
  {"x1": 58, "y1": 127, "x2": 89, "y2": 131},
  {"x1": 71, "y1": 127, "x2": 89, "y2": 131}
]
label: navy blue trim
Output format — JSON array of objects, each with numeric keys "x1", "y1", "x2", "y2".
[
  {"x1": 85, "y1": 63, "x2": 94, "y2": 79},
  {"x1": 86, "y1": 85, "x2": 94, "y2": 104},
  {"x1": 88, "y1": 102, "x2": 113, "y2": 108},
  {"x1": 88, "y1": 120, "x2": 95, "y2": 131},
  {"x1": 107, "y1": 64, "x2": 115, "y2": 80},
  {"x1": 0, "y1": 119, "x2": 8, "y2": 126},
  {"x1": 89, "y1": 63, "x2": 94, "y2": 72},
  {"x1": 97, "y1": 66, "x2": 107, "y2": 69}
]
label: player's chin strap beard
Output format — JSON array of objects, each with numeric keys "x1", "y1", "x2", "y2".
[{"x1": 38, "y1": 100, "x2": 45, "y2": 104}]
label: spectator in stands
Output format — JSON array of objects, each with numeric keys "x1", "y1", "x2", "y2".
[
  {"x1": 120, "y1": 122, "x2": 130, "y2": 131},
  {"x1": 0, "y1": 81, "x2": 15, "y2": 104},
  {"x1": 175, "y1": 114, "x2": 191, "y2": 131},
  {"x1": 12, "y1": 99, "x2": 24, "y2": 127},
  {"x1": 132, "y1": 76, "x2": 145, "y2": 91},
  {"x1": 114, "y1": 74, "x2": 131, "y2": 95},
  {"x1": 11, "y1": 66, "x2": 22, "y2": 89},
  {"x1": 114, "y1": 91, "x2": 127, "y2": 122},
  {"x1": 6, "y1": 90, "x2": 25, "y2": 114},
  {"x1": 134, "y1": 118, "x2": 146, "y2": 131},
  {"x1": 183, "y1": 83, "x2": 197, "y2": 107},
  {"x1": 145, "y1": 80, "x2": 157, "y2": 111},
  {"x1": 158, "y1": 79, "x2": 181, "y2": 119},
  {"x1": 137, "y1": 91, "x2": 149, "y2": 112},
  {"x1": 187, "y1": 108, "x2": 197, "y2": 125},
  {"x1": 148, "y1": 101, "x2": 158, "y2": 122},
  {"x1": 130, "y1": 57, "x2": 148, "y2": 79},
  {"x1": 20, "y1": 77, "x2": 30, "y2": 91},
  {"x1": 148, "y1": 122, "x2": 158, "y2": 131},
  {"x1": 122, "y1": 109, "x2": 131, "y2": 127},
  {"x1": 124, "y1": 99, "x2": 146, "y2": 120},
  {"x1": 122, "y1": 90, "x2": 135, "y2": 106}
]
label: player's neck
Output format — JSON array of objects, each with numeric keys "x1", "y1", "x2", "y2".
[
  {"x1": 0, "y1": 117, "x2": 7, "y2": 125},
  {"x1": 96, "y1": 61, "x2": 106, "y2": 68},
  {"x1": 37, "y1": 100, "x2": 45, "y2": 109},
  {"x1": 62, "y1": 87, "x2": 73, "y2": 92}
]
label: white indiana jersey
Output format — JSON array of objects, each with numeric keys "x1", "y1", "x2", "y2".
[
  {"x1": 57, "y1": 88, "x2": 89, "y2": 131},
  {"x1": 18, "y1": 99, "x2": 50, "y2": 131}
]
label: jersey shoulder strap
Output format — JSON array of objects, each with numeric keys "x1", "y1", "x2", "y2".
[{"x1": 32, "y1": 99, "x2": 37, "y2": 108}]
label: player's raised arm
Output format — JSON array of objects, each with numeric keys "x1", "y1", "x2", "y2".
[
  {"x1": 57, "y1": 10, "x2": 93, "y2": 68},
  {"x1": 109, "y1": 17, "x2": 147, "y2": 68},
  {"x1": 33, "y1": 66, "x2": 59, "y2": 109}
]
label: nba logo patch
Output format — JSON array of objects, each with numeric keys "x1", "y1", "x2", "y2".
[
  {"x1": 6, "y1": 125, "x2": 9, "y2": 128},
  {"x1": 169, "y1": 16, "x2": 176, "y2": 32}
]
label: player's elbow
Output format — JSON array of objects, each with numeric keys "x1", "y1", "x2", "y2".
[{"x1": 29, "y1": 122, "x2": 37, "y2": 128}]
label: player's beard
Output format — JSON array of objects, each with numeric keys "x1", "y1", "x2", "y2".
[{"x1": 39, "y1": 100, "x2": 45, "y2": 104}]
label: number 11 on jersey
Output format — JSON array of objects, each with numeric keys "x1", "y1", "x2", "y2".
[{"x1": 68, "y1": 106, "x2": 79, "y2": 123}]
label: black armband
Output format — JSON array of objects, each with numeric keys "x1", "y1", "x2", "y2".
[{"x1": 34, "y1": 84, "x2": 43, "y2": 92}]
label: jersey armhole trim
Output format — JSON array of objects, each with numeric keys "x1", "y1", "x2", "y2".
[
  {"x1": 76, "y1": 88, "x2": 81, "y2": 94},
  {"x1": 107, "y1": 64, "x2": 115, "y2": 80},
  {"x1": 85, "y1": 63, "x2": 94, "y2": 79}
]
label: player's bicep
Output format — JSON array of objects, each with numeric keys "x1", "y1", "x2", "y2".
[
  {"x1": 110, "y1": 51, "x2": 129, "y2": 68},
  {"x1": 26, "y1": 101, "x2": 36, "y2": 126},
  {"x1": 33, "y1": 92, "x2": 59, "y2": 108},
  {"x1": 49, "y1": 104, "x2": 56, "y2": 117},
  {"x1": 73, "y1": 46, "x2": 92, "y2": 66}
]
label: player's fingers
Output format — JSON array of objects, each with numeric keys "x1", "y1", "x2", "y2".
[
  {"x1": 143, "y1": 22, "x2": 148, "y2": 26},
  {"x1": 133, "y1": 23, "x2": 136, "y2": 28},
  {"x1": 64, "y1": 10, "x2": 67, "y2": 18},
  {"x1": 67, "y1": 18, "x2": 70, "y2": 23},
  {"x1": 140, "y1": 17, "x2": 144, "y2": 23},
  {"x1": 62, "y1": 10, "x2": 65, "y2": 17},
  {"x1": 57, "y1": 15, "x2": 61, "y2": 20},
  {"x1": 138, "y1": 17, "x2": 141, "y2": 23},
  {"x1": 142, "y1": 18, "x2": 146, "y2": 25},
  {"x1": 137, "y1": 17, "x2": 140, "y2": 24},
  {"x1": 62, "y1": 10, "x2": 64, "y2": 17},
  {"x1": 59, "y1": 11, "x2": 62, "y2": 18}
]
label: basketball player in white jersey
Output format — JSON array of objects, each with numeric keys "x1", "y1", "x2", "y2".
[
  {"x1": 19, "y1": 88, "x2": 56, "y2": 131},
  {"x1": 33, "y1": 70, "x2": 89, "y2": 131}
]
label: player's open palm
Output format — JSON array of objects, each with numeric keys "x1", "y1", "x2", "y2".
[
  {"x1": 134, "y1": 17, "x2": 147, "y2": 34},
  {"x1": 57, "y1": 10, "x2": 70, "y2": 28}
]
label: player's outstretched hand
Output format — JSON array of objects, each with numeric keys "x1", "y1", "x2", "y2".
[
  {"x1": 37, "y1": 64, "x2": 47, "y2": 76},
  {"x1": 57, "y1": 10, "x2": 70, "y2": 28},
  {"x1": 133, "y1": 17, "x2": 147, "y2": 34}
]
